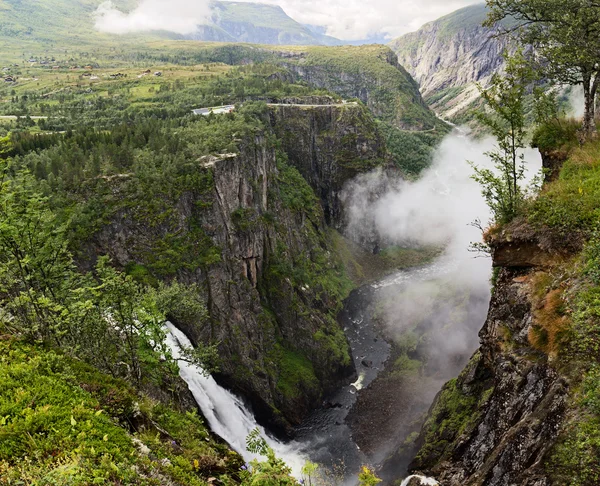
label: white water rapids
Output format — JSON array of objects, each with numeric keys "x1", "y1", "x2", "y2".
[
  {"x1": 400, "y1": 475, "x2": 439, "y2": 486},
  {"x1": 164, "y1": 321, "x2": 306, "y2": 474}
]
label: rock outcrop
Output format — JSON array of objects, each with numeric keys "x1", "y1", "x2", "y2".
[
  {"x1": 78, "y1": 106, "x2": 389, "y2": 432},
  {"x1": 268, "y1": 102, "x2": 388, "y2": 227},
  {"x1": 406, "y1": 228, "x2": 575, "y2": 485},
  {"x1": 275, "y1": 46, "x2": 443, "y2": 131}
]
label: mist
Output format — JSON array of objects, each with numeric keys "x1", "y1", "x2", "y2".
[
  {"x1": 566, "y1": 85, "x2": 585, "y2": 119},
  {"x1": 94, "y1": 0, "x2": 211, "y2": 35},
  {"x1": 342, "y1": 130, "x2": 542, "y2": 468}
]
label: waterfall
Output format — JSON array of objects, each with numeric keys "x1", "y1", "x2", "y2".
[
  {"x1": 400, "y1": 475, "x2": 439, "y2": 486},
  {"x1": 164, "y1": 322, "x2": 306, "y2": 474}
]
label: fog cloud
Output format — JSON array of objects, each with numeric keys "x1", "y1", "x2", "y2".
[
  {"x1": 346, "y1": 130, "x2": 542, "y2": 254},
  {"x1": 94, "y1": 0, "x2": 211, "y2": 35},
  {"x1": 341, "y1": 130, "x2": 541, "y2": 465},
  {"x1": 566, "y1": 85, "x2": 585, "y2": 120}
]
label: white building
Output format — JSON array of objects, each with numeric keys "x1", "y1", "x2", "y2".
[{"x1": 192, "y1": 105, "x2": 236, "y2": 116}]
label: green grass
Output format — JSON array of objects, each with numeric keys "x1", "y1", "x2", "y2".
[
  {"x1": 0, "y1": 338, "x2": 243, "y2": 484},
  {"x1": 528, "y1": 141, "x2": 600, "y2": 233},
  {"x1": 531, "y1": 117, "x2": 581, "y2": 153},
  {"x1": 276, "y1": 348, "x2": 319, "y2": 399}
]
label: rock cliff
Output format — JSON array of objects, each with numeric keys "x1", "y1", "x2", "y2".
[
  {"x1": 268, "y1": 102, "x2": 388, "y2": 227},
  {"x1": 389, "y1": 4, "x2": 508, "y2": 121},
  {"x1": 274, "y1": 45, "x2": 443, "y2": 131},
  {"x1": 405, "y1": 221, "x2": 581, "y2": 485},
  {"x1": 78, "y1": 106, "x2": 388, "y2": 432}
]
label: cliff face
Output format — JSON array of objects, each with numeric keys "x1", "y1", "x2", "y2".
[
  {"x1": 276, "y1": 46, "x2": 442, "y2": 131},
  {"x1": 269, "y1": 103, "x2": 388, "y2": 227},
  {"x1": 389, "y1": 4, "x2": 508, "y2": 120},
  {"x1": 79, "y1": 106, "x2": 387, "y2": 432},
  {"x1": 407, "y1": 224, "x2": 577, "y2": 485}
]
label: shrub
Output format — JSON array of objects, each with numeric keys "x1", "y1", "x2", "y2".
[{"x1": 531, "y1": 117, "x2": 581, "y2": 153}]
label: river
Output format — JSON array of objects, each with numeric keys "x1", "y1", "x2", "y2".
[{"x1": 292, "y1": 252, "x2": 489, "y2": 484}]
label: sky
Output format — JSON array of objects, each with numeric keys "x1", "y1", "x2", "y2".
[
  {"x1": 251, "y1": 0, "x2": 483, "y2": 39},
  {"x1": 94, "y1": 0, "x2": 484, "y2": 40}
]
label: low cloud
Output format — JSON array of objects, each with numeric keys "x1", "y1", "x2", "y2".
[
  {"x1": 341, "y1": 130, "x2": 541, "y2": 463},
  {"x1": 343, "y1": 128, "x2": 542, "y2": 376},
  {"x1": 94, "y1": 0, "x2": 211, "y2": 35},
  {"x1": 267, "y1": 0, "x2": 483, "y2": 40}
]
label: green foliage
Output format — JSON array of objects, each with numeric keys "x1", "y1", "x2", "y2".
[
  {"x1": 242, "y1": 429, "x2": 298, "y2": 486},
  {"x1": 528, "y1": 142, "x2": 600, "y2": 233},
  {"x1": 358, "y1": 466, "x2": 382, "y2": 486},
  {"x1": 0, "y1": 339, "x2": 243, "y2": 485},
  {"x1": 547, "y1": 234, "x2": 600, "y2": 485},
  {"x1": 0, "y1": 134, "x2": 11, "y2": 158},
  {"x1": 531, "y1": 117, "x2": 581, "y2": 153},
  {"x1": 470, "y1": 52, "x2": 533, "y2": 225},
  {"x1": 379, "y1": 121, "x2": 449, "y2": 176},
  {"x1": 0, "y1": 160, "x2": 223, "y2": 387},
  {"x1": 0, "y1": 340, "x2": 134, "y2": 468},
  {"x1": 487, "y1": 0, "x2": 600, "y2": 134},
  {"x1": 276, "y1": 347, "x2": 319, "y2": 399},
  {"x1": 232, "y1": 207, "x2": 260, "y2": 232},
  {"x1": 275, "y1": 151, "x2": 323, "y2": 222},
  {"x1": 301, "y1": 461, "x2": 319, "y2": 486},
  {"x1": 313, "y1": 328, "x2": 352, "y2": 368}
]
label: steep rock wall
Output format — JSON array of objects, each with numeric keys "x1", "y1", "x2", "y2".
[
  {"x1": 389, "y1": 4, "x2": 508, "y2": 120},
  {"x1": 274, "y1": 46, "x2": 441, "y2": 131},
  {"x1": 268, "y1": 103, "x2": 388, "y2": 227},
  {"x1": 78, "y1": 107, "x2": 388, "y2": 431},
  {"x1": 406, "y1": 229, "x2": 575, "y2": 485}
]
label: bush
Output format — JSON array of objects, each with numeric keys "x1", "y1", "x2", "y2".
[{"x1": 531, "y1": 117, "x2": 581, "y2": 153}]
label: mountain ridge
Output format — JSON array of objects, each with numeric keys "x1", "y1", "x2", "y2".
[{"x1": 389, "y1": 3, "x2": 509, "y2": 122}]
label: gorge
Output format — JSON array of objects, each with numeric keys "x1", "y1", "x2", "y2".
[{"x1": 2, "y1": 2, "x2": 600, "y2": 485}]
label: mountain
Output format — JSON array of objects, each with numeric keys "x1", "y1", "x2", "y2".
[
  {"x1": 0, "y1": 0, "x2": 343, "y2": 46},
  {"x1": 389, "y1": 4, "x2": 509, "y2": 122},
  {"x1": 194, "y1": 1, "x2": 342, "y2": 45},
  {"x1": 304, "y1": 24, "x2": 391, "y2": 46}
]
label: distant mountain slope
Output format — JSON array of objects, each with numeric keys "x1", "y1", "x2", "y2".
[
  {"x1": 0, "y1": 0, "x2": 342, "y2": 46},
  {"x1": 389, "y1": 3, "x2": 509, "y2": 121},
  {"x1": 195, "y1": 1, "x2": 341, "y2": 45},
  {"x1": 0, "y1": 0, "x2": 131, "y2": 40}
]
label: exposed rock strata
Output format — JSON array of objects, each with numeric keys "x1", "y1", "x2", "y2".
[
  {"x1": 269, "y1": 103, "x2": 388, "y2": 227},
  {"x1": 406, "y1": 232, "x2": 574, "y2": 485},
  {"x1": 79, "y1": 106, "x2": 388, "y2": 431},
  {"x1": 390, "y1": 4, "x2": 509, "y2": 120}
]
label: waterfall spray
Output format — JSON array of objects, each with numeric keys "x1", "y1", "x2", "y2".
[{"x1": 400, "y1": 474, "x2": 439, "y2": 486}]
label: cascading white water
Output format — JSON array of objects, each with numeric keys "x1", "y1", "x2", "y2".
[
  {"x1": 163, "y1": 322, "x2": 306, "y2": 474},
  {"x1": 400, "y1": 475, "x2": 439, "y2": 486}
]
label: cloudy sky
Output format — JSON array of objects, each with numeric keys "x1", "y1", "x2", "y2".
[
  {"x1": 255, "y1": 0, "x2": 483, "y2": 39},
  {"x1": 95, "y1": 0, "x2": 484, "y2": 40}
]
